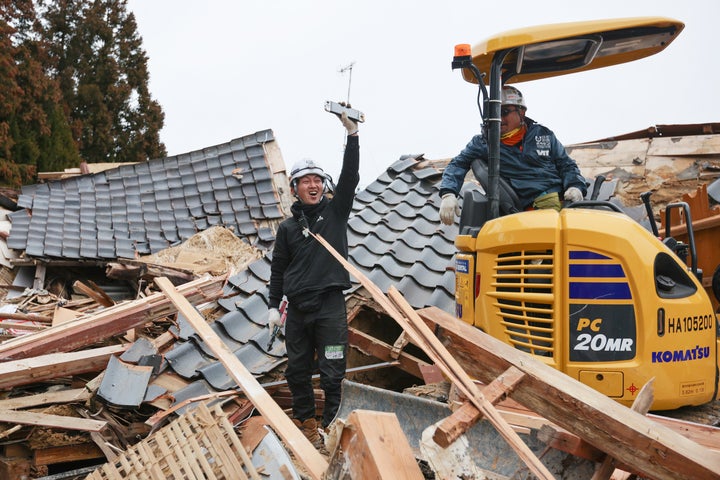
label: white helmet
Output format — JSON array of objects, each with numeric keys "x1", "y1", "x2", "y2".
[
  {"x1": 289, "y1": 158, "x2": 332, "y2": 191},
  {"x1": 502, "y1": 86, "x2": 526, "y2": 109}
]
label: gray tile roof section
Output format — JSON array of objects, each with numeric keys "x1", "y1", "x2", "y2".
[{"x1": 7, "y1": 130, "x2": 281, "y2": 260}]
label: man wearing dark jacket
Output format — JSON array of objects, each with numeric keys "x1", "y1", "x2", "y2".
[
  {"x1": 439, "y1": 85, "x2": 587, "y2": 224},
  {"x1": 267, "y1": 111, "x2": 359, "y2": 448}
]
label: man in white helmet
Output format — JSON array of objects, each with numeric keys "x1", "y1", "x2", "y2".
[
  {"x1": 439, "y1": 85, "x2": 586, "y2": 224},
  {"x1": 267, "y1": 111, "x2": 359, "y2": 450}
]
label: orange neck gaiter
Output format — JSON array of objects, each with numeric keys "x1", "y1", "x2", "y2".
[{"x1": 501, "y1": 124, "x2": 527, "y2": 147}]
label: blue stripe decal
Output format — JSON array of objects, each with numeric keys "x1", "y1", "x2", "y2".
[
  {"x1": 569, "y1": 251, "x2": 611, "y2": 260},
  {"x1": 569, "y1": 264, "x2": 625, "y2": 278},
  {"x1": 569, "y1": 282, "x2": 632, "y2": 300}
]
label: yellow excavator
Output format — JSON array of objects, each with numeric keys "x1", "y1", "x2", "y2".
[{"x1": 451, "y1": 17, "x2": 720, "y2": 410}]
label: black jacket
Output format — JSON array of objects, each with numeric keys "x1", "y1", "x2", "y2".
[{"x1": 268, "y1": 135, "x2": 359, "y2": 309}]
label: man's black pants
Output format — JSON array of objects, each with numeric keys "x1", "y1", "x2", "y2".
[{"x1": 284, "y1": 290, "x2": 347, "y2": 428}]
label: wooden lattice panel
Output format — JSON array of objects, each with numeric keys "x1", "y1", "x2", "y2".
[{"x1": 86, "y1": 402, "x2": 260, "y2": 480}]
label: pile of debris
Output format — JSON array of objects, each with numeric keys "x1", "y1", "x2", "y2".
[{"x1": 1, "y1": 123, "x2": 720, "y2": 479}]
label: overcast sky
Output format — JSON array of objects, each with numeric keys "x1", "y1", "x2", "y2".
[{"x1": 126, "y1": 0, "x2": 718, "y2": 187}]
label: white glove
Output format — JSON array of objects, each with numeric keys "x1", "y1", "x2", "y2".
[
  {"x1": 564, "y1": 187, "x2": 584, "y2": 203},
  {"x1": 268, "y1": 308, "x2": 282, "y2": 329},
  {"x1": 340, "y1": 110, "x2": 358, "y2": 135},
  {"x1": 440, "y1": 193, "x2": 460, "y2": 225}
]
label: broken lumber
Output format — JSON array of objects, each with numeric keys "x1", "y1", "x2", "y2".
[
  {"x1": 73, "y1": 280, "x2": 115, "y2": 307},
  {"x1": 0, "y1": 311, "x2": 52, "y2": 322},
  {"x1": 0, "y1": 388, "x2": 92, "y2": 410},
  {"x1": 591, "y1": 378, "x2": 654, "y2": 480},
  {"x1": 154, "y1": 276, "x2": 328, "y2": 480},
  {"x1": 0, "y1": 344, "x2": 127, "y2": 390},
  {"x1": 418, "y1": 306, "x2": 720, "y2": 480},
  {"x1": 0, "y1": 274, "x2": 224, "y2": 360},
  {"x1": 0, "y1": 409, "x2": 106, "y2": 432},
  {"x1": 309, "y1": 231, "x2": 555, "y2": 480},
  {"x1": 34, "y1": 444, "x2": 105, "y2": 467},
  {"x1": 87, "y1": 402, "x2": 261, "y2": 480},
  {"x1": 325, "y1": 410, "x2": 424, "y2": 479},
  {"x1": 433, "y1": 365, "x2": 525, "y2": 447},
  {"x1": 348, "y1": 326, "x2": 429, "y2": 379}
]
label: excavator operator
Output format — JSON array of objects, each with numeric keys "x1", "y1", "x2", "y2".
[{"x1": 439, "y1": 86, "x2": 587, "y2": 225}]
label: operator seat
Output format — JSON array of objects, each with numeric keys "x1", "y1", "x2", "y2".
[
  {"x1": 458, "y1": 159, "x2": 522, "y2": 236},
  {"x1": 470, "y1": 158, "x2": 522, "y2": 215}
]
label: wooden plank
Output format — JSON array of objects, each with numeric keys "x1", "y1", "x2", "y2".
[
  {"x1": 0, "y1": 321, "x2": 46, "y2": 331},
  {"x1": 0, "y1": 410, "x2": 106, "y2": 432},
  {"x1": 308, "y1": 231, "x2": 554, "y2": 480},
  {"x1": 538, "y1": 424, "x2": 606, "y2": 462},
  {"x1": 73, "y1": 280, "x2": 115, "y2": 307},
  {"x1": 0, "y1": 388, "x2": 92, "y2": 410},
  {"x1": 497, "y1": 388, "x2": 720, "y2": 454},
  {"x1": 433, "y1": 366, "x2": 525, "y2": 447},
  {"x1": 0, "y1": 312, "x2": 52, "y2": 322},
  {"x1": 0, "y1": 344, "x2": 127, "y2": 389},
  {"x1": 326, "y1": 410, "x2": 423, "y2": 480},
  {"x1": 387, "y1": 287, "x2": 554, "y2": 480},
  {"x1": 646, "y1": 413, "x2": 720, "y2": 452},
  {"x1": 418, "y1": 306, "x2": 720, "y2": 480},
  {"x1": 154, "y1": 276, "x2": 328, "y2": 480},
  {"x1": 348, "y1": 326, "x2": 428, "y2": 379},
  {"x1": 592, "y1": 378, "x2": 654, "y2": 479},
  {"x1": 34, "y1": 443, "x2": 105, "y2": 466},
  {"x1": 33, "y1": 263, "x2": 46, "y2": 290},
  {"x1": 0, "y1": 274, "x2": 224, "y2": 360}
]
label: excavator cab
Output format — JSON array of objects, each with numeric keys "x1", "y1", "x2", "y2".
[
  {"x1": 451, "y1": 18, "x2": 720, "y2": 410},
  {"x1": 453, "y1": 17, "x2": 685, "y2": 224}
]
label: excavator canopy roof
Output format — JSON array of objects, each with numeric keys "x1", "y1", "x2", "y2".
[{"x1": 461, "y1": 17, "x2": 684, "y2": 85}]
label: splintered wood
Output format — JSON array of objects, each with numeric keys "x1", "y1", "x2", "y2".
[{"x1": 86, "y1": 402, "x2": 260, "y2": 480}]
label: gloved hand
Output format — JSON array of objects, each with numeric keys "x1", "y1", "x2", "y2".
[
  {"x1": 340, "y1": 110, "x2": 358, "y2": 135},
  {"x1": 440, "y1": 193, "x2": 460, "y2": 225},
  {"x1": 564, "y1": 187, "x2": 584, "y2": 203},
  {"x1": 268, "y1": 308, "x2": 282, "y2": 329}
]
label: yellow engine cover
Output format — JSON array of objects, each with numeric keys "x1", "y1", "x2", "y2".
[{"x1": 455, "y1": 208, "x2": 719, "y2": 410}]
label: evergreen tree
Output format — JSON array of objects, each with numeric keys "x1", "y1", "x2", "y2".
[
  {"x1": 0, "y1": 0, "x2": 80, "y2": 187},
  {"x1": 40, "y1": 0, "x2": 166, "y2": 164}
]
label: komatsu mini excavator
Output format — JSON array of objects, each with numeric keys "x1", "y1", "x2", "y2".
[{"x1": 450, "y1": 17, "x2": 720, "y2": 410}]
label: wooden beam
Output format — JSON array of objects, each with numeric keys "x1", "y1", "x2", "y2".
[
  {"x1": 33, "y1": 264, "x2": 46, "y2": 290},
  {"x1": 0, "y1": 321, "x2": 46, "y2": 332},
  {"x1": 0, "y1": 274, "x2": 224, "y2": 360},
  {"x1": 72, "y1": 280, "x2": 115, "y2": 307},
  {"x1": 33, "y1": 443, "x2": 104, "y2": 466},
  {"x1": 0, "y1": 312, "x2": 52, "y2": 322},
  {"x1": 646, "y1": 413, "x2": 720, "y2": 452},
  {"x1": 433, "y1": 366, "x2": 525, "y2": 447},
  {"x1": 0, "y1": 410, "x2": 106, "y2": 432},
  {"x1": 348, "y1": 326, "x2": 428, "y2": 379},
  {"x1": 325, "y1": 410, "x2": 424, "y2": 480},
  {"x1": 154, "y1": 276, "x2": 328, "y2": 480},
  {"x1": 592, "y1": 378, "x2": 654, "y2": 479},
  {"x1": 0, "y1": 388, "x2": 92, "y2": 410},
  {"x1": 538, "y1": 424, "x2": 606, "y2": 462},
  {"x1": 418, "y1": 306, "x2": 720, "y2": 480},
  {"x1": 0, "y1": 344, "x2": 127, "y2": 389}
]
